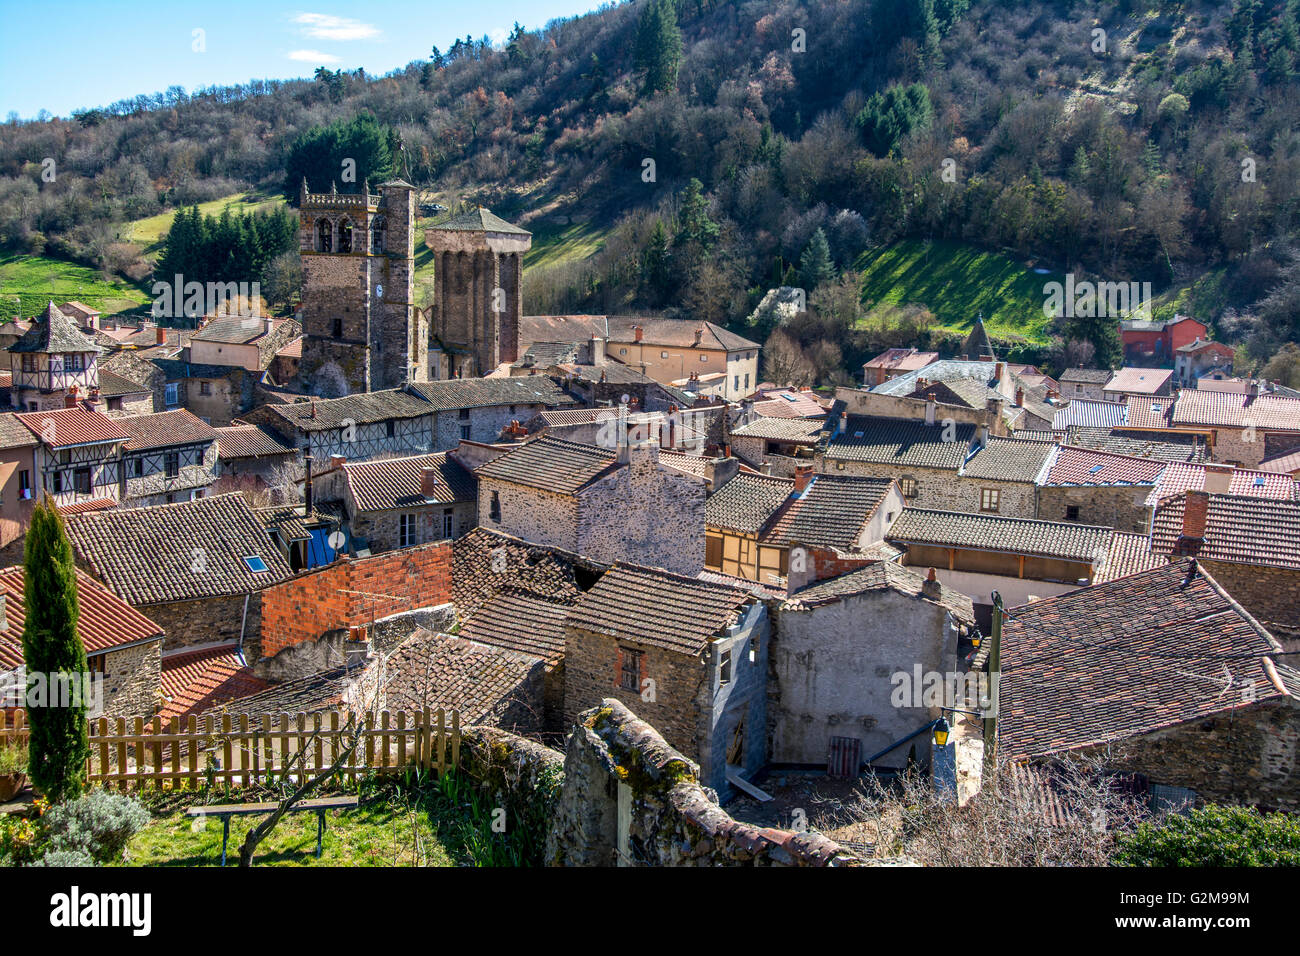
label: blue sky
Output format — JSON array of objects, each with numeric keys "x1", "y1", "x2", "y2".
[{"x1": 0, "y1": 1, "x2": 603, "y2": 119}]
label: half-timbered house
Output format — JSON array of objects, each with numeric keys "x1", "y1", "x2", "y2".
[
  {"x1": 241, "y1": 387, "x2": 437, "y2": 462},
  {"x1": 117, "y1": 409, "x2": 218, "y2": 507},
  {"x1": 8, "y1": 301, "x2": 104, "y2": 413},
  {"x1": 14, "y1": 406, "x2": 129, "y2": 509}
]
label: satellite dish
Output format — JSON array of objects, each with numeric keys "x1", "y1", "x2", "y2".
[
  {"x1": 620, "y1": 393, "x2": 631, "y2": 405},
  {"x1": 375, "y1": 283, "x2": 383, "y2": 298},
  {"x1": 328, "y1": 531, "x2": 346, "y2": 551}
]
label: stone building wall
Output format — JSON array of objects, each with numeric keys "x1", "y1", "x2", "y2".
[
  {"x1": 1197, "y1": 560, "x2": 1300, "y2": 636},
  {"x1": 477, "y1": 479, "x2": 580, "y2": 553},
  {"x1": 772, "y1": 590, "x2": 961, "y2": 768},
  {"x1": 99, "y1": 639, "x2": 162, "y2": 719},
  {"x1": 349, "y1": 502, "x2": 476, "y2": 553},
  {"x1": 432, "y1": 404, "x2": 552, "y2": 450},
  {"x1": 820, "y1": 458, "x2": 1037, "y2": 519},
  {"x1": 137, "y1": 592, "x2": 263, "y2": 656},
  {"x1": 575, "y1": 453, "x2": 706, "y2": 576},
  {"x1": 123, "y1": 442, "x2": 218, "y2": 507},
  {"x1": 1036, "y1": 484, "x2": 1151, "y2": 532},
  {"x1": 543, "y1": 699, "x2": 860, "y2": 866},
  {"x1": 1081, "y1": 698, "x2": 1300, "y2": 811}
]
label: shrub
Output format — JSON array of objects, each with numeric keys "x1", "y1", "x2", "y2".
[
  {"x1": 43, "y1": 790, "x2": 150, "y2": 864},
  {"x1": 0, "y1": 744, "x2": 27, "y2": 774},
  {"x1": 1114, "y1": 805, "x2": 1300, "y2": 867},
  {"x1": 29, "y1": 847, "x2": 96, "y2": 867}
]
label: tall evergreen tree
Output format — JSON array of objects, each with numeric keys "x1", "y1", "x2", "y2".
[
  {"x1": 799, "y1": 228, "x2": 835, "y2": 291},
  {"x1": 634, "y1": 0, "x2": 683, "y2": 95},
  {"x1": 21, "y1": 499, "x2": 89, "y2": 802}
]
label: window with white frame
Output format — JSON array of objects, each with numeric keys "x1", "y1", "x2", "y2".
[{"x1": 399, "y1": 513, "x2": 417, "y2": 548}]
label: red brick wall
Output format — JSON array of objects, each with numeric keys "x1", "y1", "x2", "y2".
[{"x1": 259, "y1": 541, "x2": 453, "y2": 657}]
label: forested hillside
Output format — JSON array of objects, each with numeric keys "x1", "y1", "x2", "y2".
[{"x1": 3, "y1": 0, "x2": 1300, "y2": 383}]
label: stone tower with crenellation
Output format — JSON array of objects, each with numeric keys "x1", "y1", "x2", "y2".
[{"x1": 297, "y1": 179, "x2": 429, "y2": 396}]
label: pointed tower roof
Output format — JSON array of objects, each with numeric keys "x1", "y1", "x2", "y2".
[
  {"x1": 10, "y1": 301, "x2": 103, "y2": 354},
  {"x1": 962, "y1": 316, "x2": 995, "y2": 361},
  {"x1": 429, "y1": 206, "x2": 531, "y2": 237}
]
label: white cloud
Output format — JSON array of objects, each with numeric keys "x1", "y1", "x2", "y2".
[
  {"x1": 288, "y1": 49, "x2": 342, "y2": 63},
  {"x1": 292, "y1": 13, "x2": 380, "y2": 41}
]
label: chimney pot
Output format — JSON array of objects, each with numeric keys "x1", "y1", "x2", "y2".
[
  {"x1": 793, "y1": 465, "x2": 815, "y2": 494},
  {"x1": 156, "y1": 326, "x2": 167, "y2": 345},
  {"x1": 329, "y1": 455, "x2": 346, "y2": 471},
  {"x1": 633, "y1": 325, "x2": 643, "y2": 343},
  {"x1": 420, "y1": 466, "x2": 440, "y2": 500}
]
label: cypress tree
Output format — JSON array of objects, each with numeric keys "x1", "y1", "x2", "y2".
[{"x1": 21, "y1": 499, "x2": 90, "y2": 802}]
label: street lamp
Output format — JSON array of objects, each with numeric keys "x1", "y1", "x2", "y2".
[{"x1": 932, "y1": 717, "x2": 952, "y2": 748}]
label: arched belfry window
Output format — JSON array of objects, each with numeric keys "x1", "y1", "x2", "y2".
[
  {"x1": 370, "y1": 217, "x2": 386, "y2": 255},
  {"x1": 338, "y1": 218, "x2": 353, "y2": 253},
  {"x1": 316, "y1": 218, "x2": 333, "y2": 253}
]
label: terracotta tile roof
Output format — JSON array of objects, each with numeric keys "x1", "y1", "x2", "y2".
[
  {"x1": 1059, "y1": 368, "x2": 1112, "y2": 384},
  {"x1": 10, "y1": 302, "x2": 103, "y2": 354},
  {"x1": 1051, "y1": 399, "x2": 1128, "y2": 430},
  {"x1": 1259, "y1": 448, "x2": 1300, "y2": 474},
  {"x1": 118, "y1": 409, "x2": 216, "y2": 451},
  {"x1": 0, "y1": 412, "x2": 38, "y2": 449},
  {"x1": 961, "y1": 437, "x2": 1055, "y2": 483},
  {"x1": 783, "y1": 561, "x2": 974, "y2": 622},
  {"x1": 530, "y1": 407, "x2": 607, "y2": 428},
  {"x1": 1041, "y1": 445, "x2": 1165, "y2": 487},
  {"x1": 255, "y1": 388, "x2": 434, "y2": 433},
  {"x1": 215, "y1": 667, "x2": 346, "y2": 717},
  {"x1": 696, "y1": 569, "x2": 788, "y2": 601},
  {"x1": 409, "y1": 376, "x2": 574, "y2": 413},
  {"x1": 763, "y1": 475, "x2": 895, "y2": 550},
  {"x1": 192, "y1": 315, "x2": 273, "y2": 344},
  {"x1": 65, "y1": 493, "x2": 294, "y2": 605},
  {"x1": 1145, "y1": 462, "x2": 1298, "y2": 506},
  {"x1": 888, "y1": 508, "x2": 1113, "y2": 564},
  {"x1": 1173, "y1": 390, "x2": 1300, "y2": 431},
  {"x1": 656, "y1": 449, "x2": 711, "y2": 479},
  {"x1": 519, "y1": 315, "x2": 608, "y2": 347},
  {"x1": 158, "y1": 644, "x2": 269, "y2": 720},
  {"x1": 0, "y1": 568, "x2": 163, "y2": 670},
  {"x1": 96, "y1": 369, "x2": 151, "y2": 398},
  {"x1": 276, "y1": 336, "x2": 302, "y2": 359},
  {"x1": 515, "y1": 341, "x2": 581, "y2": 368},
  {"x1": 1104, "y1": 367, "x2": 1172, "y2": 395},
  {"x1": 751, "y1": 388, "x2": 828, "y2": 418},
  {"x1": 998, "y1": 562, "x2": 1290, "y2": 760},
  {"x1": 451, "y1": 528, "x2": 598, "y2": 622},
  {"x1": 1064, "y1": 426, "x2": 1207, "y2": 463},
  {"x1": 474, "y1": 435, "x2": 617, "y2": 494},
  {"x1": 215, "y1": 424, "x2": 296, "y2": 459},
  {"x1": 606, "y1": 316, "x2": 760, "y2": 352},
  {"x1": 1150, "y1": 493, "x2": 1300, "y2": 570},
  {"x1": 345, "y1": 452, "x2": 475, "y2": 513},
  {"x1": 706, "y1": 472, "x2": 793, "y2": 535},
  {"x1": 731, "y1": 416, "x2": 825, "y2": 442},
  {"x1": 1094, "y1": 531, "x2": 1169, "y2": 583},
  {"x1": 863, "y1": 348, "x2": 938, "y2": 373},
  {"x1": 567, "y1": 563, "x2": 755, "y2": 655},
  {"x1": 458, "y1": 587, "x2": 574, "y2": 663},
  {"x1": 56, "y1": 498, "x2": 117, "y2": 516},
  {"x1": 825, "y1": 416, "x2": 975, "y2": 470},
  {"x1": 1124, "y1": 395, "x2": 1175, "y2": 429},
  {"x1": 15, "y1": 407, "x2": 130, "y2": 449},
  {"x1": 373, "y1": 630, "x2": 546, "y2": 730}
]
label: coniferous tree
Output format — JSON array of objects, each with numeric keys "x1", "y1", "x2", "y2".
[
  {"x1": 799, "y1": 228, "x2": 835, "y2": 291},
  {"x1": 634, "y1": 0, "x2": 683, "y2": 95},
  {"x1": 22, "y1": 499, "x2": 89, "y2": 803}
]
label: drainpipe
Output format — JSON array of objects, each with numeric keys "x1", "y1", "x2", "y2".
[
  {"x1": 236, "y1": 591, "x2": 251, "y2": 662},
  {"x1": 304, "y1": 453, "x2": 314, "y2": 513}
]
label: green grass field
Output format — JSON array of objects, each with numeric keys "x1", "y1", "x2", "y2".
[
  {"x1": 0, "y1": 252, "x2": 152, "y2": 321},
  {"x1": 854, "y1": 239, "x2": 1063, "y2": 345},
  {"x1": 123, "y1": 794, "x2": 452, "y2": 868},
  {"x1": 523, "y1": 220, "x2": 607, "y2": 272},
  {"x1": 126, "y1": 191, "x2": 287, "y2": 252}
]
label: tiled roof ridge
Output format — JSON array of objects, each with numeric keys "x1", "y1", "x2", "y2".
[{"x1": 894, "y1": 506, "x2": 1114, "y2": 534}]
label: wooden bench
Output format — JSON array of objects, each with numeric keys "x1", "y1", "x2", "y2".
[{"x1": 185, "y1": 796, "x2": 359, "y2": 865}]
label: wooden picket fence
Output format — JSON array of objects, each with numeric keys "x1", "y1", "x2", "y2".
[{"x1": 0, "y1": 708, "x2": 461, "y2": 791}]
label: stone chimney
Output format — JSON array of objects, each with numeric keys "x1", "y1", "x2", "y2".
[
  {"x1": 64, "y1": 387, "x2": 79, "y2": 409},
  {"x1": 420, "y1": 467, "x2": 441, "y2": 500},
  {"x1": 921, "y1": 567, "x2": 942, "y2": 601},
  {"x1": 693, "y1": 326, "x2": 704, "y2": 347},
  {"x1": 1181, "y1": 490, "x2": 1209, "y2": 539},
  {"x1": 329, "y1": 455, "x2": 346, "y2": 471},
  {"x1": 994, "y1": 362, "x2": 1004, "y2": 380},
  {"x1": 925, "y1": 394, "x2": 937, "y2": 426},
  {"x1": 705, "y1": 455, "x2": 739, "y2": 490},
  {"x1": 633, "y1": 325, "x2": 643, "y2": 343},
  {"x1": 590, "y1": 335, "x2": 606, "y2": 365},
  {"x1": 1015, "y1": 386, "x2": 1024, "y2": 407},
  {"x1": 1203, "y1": 463, "x2": 1232, "y2": 495},
  {"x1": 793, "y1": 465, "x2": 815, "y2": 494},
  {"x1": 156, "y1": 326, "x2": 167, "y2": 346},
  {"x1": 1247, "y1": 379, "x2": 1260, "y2": 400}
]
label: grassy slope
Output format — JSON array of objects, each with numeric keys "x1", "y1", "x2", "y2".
[
  {"x1": 126, "y1": 191, "x2": 287, "y2": 253},
  {"x1": 0, "y1": 252, "x2": 151, "y2": 321},
  {"x1": 854, "y1": 239, "x2": 1064, "y2": 345}
]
